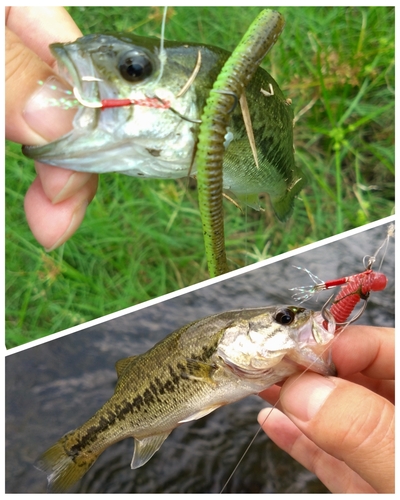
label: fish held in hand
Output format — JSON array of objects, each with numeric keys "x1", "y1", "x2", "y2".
[
  {"x1": 22, "y1": 28, "x2": 304, "y2": 219},
  {"x1": 35, "y1": 305, "x2": 335, "y2": 491}
]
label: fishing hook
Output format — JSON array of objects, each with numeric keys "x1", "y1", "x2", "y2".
[
  {"x1": 72, "y1": 86, "x2": 103, "y2": 108},
  {"x1": 363, "y1": 222, "x2": 395, "y2": 271},
  {"x1": 176, "y1": 50, "x2": 202, "y2": 98},
  {"x1": 148, "y1": 93, "x2": 202, "y2": 123},
  {"x1": 321, "y1": 293, "x2": 369, "y2": 328},
  {"x1": 74, "y1": 84, "x2": 200, "y2": 122},
  {"x1": 167, "y1": 106, "x2": 202, "y2": 124},
  {"x1": 72, "y1": 76, "x2": 105, "y2": 108},
  {"x1": 320, "y1": 294, "x2": 336, "y2": 328},
  {"x1": 210, "y1": 89, "x2": 239, "y2": 114}
]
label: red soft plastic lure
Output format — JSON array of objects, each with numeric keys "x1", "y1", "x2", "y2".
[{"x1": 328, "y1": 269, "x2": 387, "y2": 325}]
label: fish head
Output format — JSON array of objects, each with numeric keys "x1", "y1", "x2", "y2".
[
  {"x1": 217, "y1": 305, "x2": 336, "y2": 384},
  {"x1": 22, "y1": 33, "x2": 202, "y2": 177}
]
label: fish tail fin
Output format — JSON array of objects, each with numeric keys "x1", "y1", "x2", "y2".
[{"x1": 35, "y1": 431, "x2": 100, "y2": 492}]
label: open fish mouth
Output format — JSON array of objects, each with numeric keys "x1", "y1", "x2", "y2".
[
  {"x1": 22, "y1": 42, "x2": 105, "y2": 162},
  {"x1": 51, "y1": 43, "x2": 100, "y2": 103}
]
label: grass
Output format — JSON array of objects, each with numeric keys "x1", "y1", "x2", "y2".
[{"x1": 5, "y1": 6, "x2": 394, "y2": 348}]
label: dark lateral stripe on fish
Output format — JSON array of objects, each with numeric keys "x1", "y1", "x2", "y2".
[{"x1": 66, "y1": 360, "x2": 205, "y2": 455}]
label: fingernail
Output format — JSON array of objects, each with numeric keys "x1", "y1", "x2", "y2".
[
  {"x1": 282, "y1": 374, "x2": 336, "y2": 422},
  {"x1": 23, "y1": 76, "x2": 76, "y2": 142},
  {"x1": 44, "y1": 200, "x2": 88, "y2": 252},
  {"x1": 51, "y1": 171, "x2": 93, "y2": 205}
]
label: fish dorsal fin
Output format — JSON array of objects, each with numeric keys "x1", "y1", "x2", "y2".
[
  {"x1": 184, "y1": 358, "x2": 217, "y2": 384},
  {"x1": 131, "y1": 433, "x2": 170, "y2": 469},
  {"x1": 178, "y1": 404, "x2": 223, "y2": 423},
  {"x1": 115, "y1": 355, "x2": 137, "y2": 377}
]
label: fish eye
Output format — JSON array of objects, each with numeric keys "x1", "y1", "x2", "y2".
[
  {"x1": 118, "y1": 50, "x2": 153, "y2": 82},
  {"x1": 274, "y1": 308, "x2": 296, "y2": 325}
]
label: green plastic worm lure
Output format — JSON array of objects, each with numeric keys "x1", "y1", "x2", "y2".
[{"x1": 195, "y1": 9, "x2": 287, "y2": 276}]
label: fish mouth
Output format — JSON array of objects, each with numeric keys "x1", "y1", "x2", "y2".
[
  {"x1": 51, "y1": 43, "x2": 98, "y2": 99},
  {"x1": 22, "y1": 43, "x2": 103, "y2": 162},
  {"x1": 294, "y1": 310, "x2": 337, "y2": 376},
  {"x1": 49, "y1": 42, "x2": 114, "y2": 110},
  {"x1": 217, "y1": 307, "x2": 336, "y2": 382}
]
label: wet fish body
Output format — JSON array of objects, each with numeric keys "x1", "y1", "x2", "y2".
[
  {"x1": 23, "y1": 31, "x2": 305, "y2": 219},
  {"x1": 36, "y1": 305, "x2": 335, "y2": 491}
]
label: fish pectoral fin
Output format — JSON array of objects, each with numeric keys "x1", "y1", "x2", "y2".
[
  {"x1": 237, "y1": 193, "x2": 263, "y2": 211},
  {"x1": 178, "y1": 404, "x2": 223, "y2": 423},
  {"x1": 131, "y1": 433, "x2": 170, "y2": 469},
  {"x1": 271, "y1": 177, "x2": 306, "y2": 221},
  {"x1": 115, "y1": 355, "x2": 138, "y2": 377},
  {"x1": 184, "y1": 358, "x2": 217, "y2": 384}
]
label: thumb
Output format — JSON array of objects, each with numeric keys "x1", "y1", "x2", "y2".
[
  {"x1": 6, "y1": 8, "x2": 98, "y2": 250},
  {"x1": 5, "y1": 27, "x2": 75, "y2": 145},
  {"x1": 279, "y1": 372, "x2": 394, "y2": 493}
]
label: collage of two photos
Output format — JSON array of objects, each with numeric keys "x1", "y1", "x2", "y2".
[{"x1": 5, "y1": 6, "x2": 395, "y2": 494}]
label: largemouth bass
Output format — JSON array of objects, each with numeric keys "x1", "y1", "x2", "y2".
[
  {"x1": 22, "y1": 25, "x2": 304, "y2": 219},
  {"x1": 36, "y1": 305, "x2": 335, "y2": 491}
]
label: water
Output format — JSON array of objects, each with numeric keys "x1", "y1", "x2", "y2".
[{"x1": 5, "y1": 220, "x2": 395, "y2": 493}]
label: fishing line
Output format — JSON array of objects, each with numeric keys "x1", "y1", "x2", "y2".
[
  {"x1": 363, "y1": 223, "x2": 395, "y2": 271},
  {"x1": 220, "y1": 300, "x2": 339, "y2": 493},
  {"x1": 218, "y1": 316, "x2": 341, "y2": 495},
  {"x1": 219, "y1": 336, "x2": 339, "y2": 493},
  {"x1": 219, "y1": 404, "x2": 277, "y2": 493},
  {"x1": 153, "y1": 6, "x2": 168, "y2": 87},
  {"x1": 220, "y1": 226, "x2": 394, "y2": 492}
]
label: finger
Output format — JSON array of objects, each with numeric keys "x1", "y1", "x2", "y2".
[
  {"x1": 5, "y1": 28, "x2": 76, "y2": 145},
  {"x1": 258, "y1": 385, "x2": 281, "y2": 407},
  {"x1": 35, "y1": 163, "x2": 97, "y2": 204},
  {"x1": 331, "y1": 326, "x2": 394, "y2": 379},
  {"x1": 5, "y1": 27, "x2": 71, "y2": 144},
  {"x1": 259, "y1": 375, "x2": 394, "y2": 407},
  {"x1": 257, "y1": 408, "x2": 375, "y2": 493},
  {"x1": 279, "y1": 372, "x2": 394, "y2": 493},
  {"x1": 5, "y1": 7, "x2": 81, "y2": 144},
  {"x1": 339, "y1": 372, "x2": 394, "y2": 404},
  {"x1": 24, "y1": 173, "x2": 98, "y2": 250},
  {"x1": 6, "y1": 6, "x2": 81, "y2": 65}
]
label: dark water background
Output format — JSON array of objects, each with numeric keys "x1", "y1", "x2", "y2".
[{"x1": 5, "y1": 220, "x2": 395, "y2": 493}]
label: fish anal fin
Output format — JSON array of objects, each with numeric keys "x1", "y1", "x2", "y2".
[
  {"x1": 131, "y1": 432, "x2": 170, "y2": 469},
  {"x1": 115, "y1": 355, "x2": 138, "y2": 377}
]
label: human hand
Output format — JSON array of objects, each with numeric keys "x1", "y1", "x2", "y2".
[
  {"x1": 5, "y1": 6, "x2": 98, "y2": 250},
  {"x1": 258, "y1": 325, "x2": 394, "y2": 493}
]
